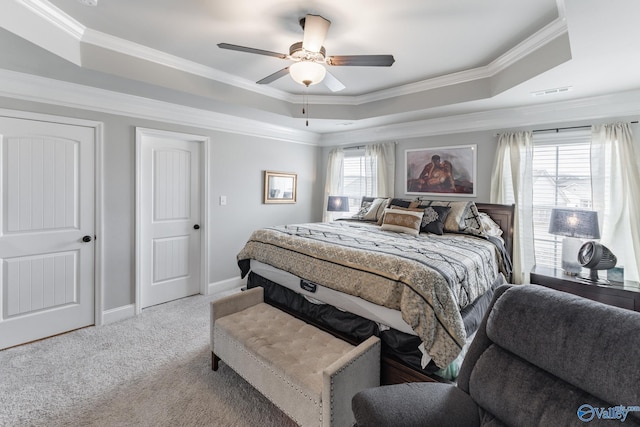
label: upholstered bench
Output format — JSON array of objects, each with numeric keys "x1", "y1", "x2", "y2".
[{"x1": 210, "y1": 287, "x2": 381, "y2": 427}]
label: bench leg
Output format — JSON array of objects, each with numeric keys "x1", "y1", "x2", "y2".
[{"x1": 212, "y1": 352, "x2": 220, "y2": 371}]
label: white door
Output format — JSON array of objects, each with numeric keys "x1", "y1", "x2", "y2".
[
  {"x1": 0, "y1": 116, "x2": 95, "y2": 349},
  {"x1": 139, "y1": 131, "x2": 202, "y2": 308}
]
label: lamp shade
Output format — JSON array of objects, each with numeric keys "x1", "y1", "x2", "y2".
[
  {"x1": 289, "y1": 61, "x2": 326, "y2": 86},
  {"x1": 548, "y1": 208, "x2": 600, "y2": 239},
  {"x1": 327, "y1": 196, "x2": 350, "y2": 212}
]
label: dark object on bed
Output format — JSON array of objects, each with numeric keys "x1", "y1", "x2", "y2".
[{"x1": 352, "y1": 284, "x2": 640, "y2": 426}]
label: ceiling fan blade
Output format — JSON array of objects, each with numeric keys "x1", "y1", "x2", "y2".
[
  {"x1": 217, "y1": 43, "x2": 287, "y2": 59},
  {"x1": 256, "y1": 67, "x2": 290, "y2": 85},
  {"x1": 323, "y1": 70, "x2": 346, "y2": 92},
  {"x1": 327, "y1": 55, "x2": 395, "y2": 67},
  {"x1": 302, "y1": 14, "x2": 331, "y2": 53}
]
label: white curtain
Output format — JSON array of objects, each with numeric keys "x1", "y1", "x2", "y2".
[
  {"x1": 490, "y1": 131, "x2": 535, "y2": 284},
  {"x1": 322, "y1": 147, "x2": 344, "y2": 222},
  {"x1": 591, "y1": 122, "x2": 640, "y2": 282},
  {"x1": 364, "y1": 141, "x2": 396, "y2": 197}
]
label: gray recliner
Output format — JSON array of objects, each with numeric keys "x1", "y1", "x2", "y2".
[{"x1": 352, "y1": 284, "x2": 640, "y2": 426}]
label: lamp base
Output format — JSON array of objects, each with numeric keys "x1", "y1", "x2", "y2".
[{"x1": 561, "y1": 237, "x2": 583, "y2": 276}]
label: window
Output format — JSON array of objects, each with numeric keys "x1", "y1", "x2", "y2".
[
  {"x1": 342, "y1": 149, "x2": 377, "y2": 215},
  {"x1": 532, "y1": 130, "x2": 593, "y2": 269},
  {"x1": 324, "y1": 142, "x2": 394, "y2": 221}
]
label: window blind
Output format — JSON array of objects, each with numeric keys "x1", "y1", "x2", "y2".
[
  {"x1": 342, "y1": 150, "x2": 375, "y2": 214},
  {"x1": 532, "y1": 130, "x2": 592, "y2": 269}
]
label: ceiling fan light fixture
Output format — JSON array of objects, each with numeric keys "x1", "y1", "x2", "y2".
[{"x1": 289, "y1": 61, "x2": 326, "y2": 86}]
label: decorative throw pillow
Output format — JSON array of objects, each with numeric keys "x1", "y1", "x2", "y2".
[
  {"x1": 380, "y1": 208, "x2": 424, "y2": 236},
  {"x1": 362, "y1": 197, "x2": 389, "y2": 221},
  {"x1": 388, "y1": 198, "x2": 414, "y2": 209},
  {"x1": 419, "y1": 200, "x2": 484, "y2": 235},
  {"x1": 377, "y1": 198, "x2": 419, "y2": 225},
  {"x1": 419, "y1": 206, "x2": 451, "y2": 235},
  {"x1": 351, "y1": 201, "x2": 373, "y2": 220}
]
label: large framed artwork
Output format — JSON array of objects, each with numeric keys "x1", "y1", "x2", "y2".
[
  {"x1": 264, "y1": 170, "x2": 297, "y2": 204},
  {"x1": 405, "y1": 144, "x2": 477, "y2": 196}
]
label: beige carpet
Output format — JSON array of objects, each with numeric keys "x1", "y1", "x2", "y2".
[{"x1": 0, "y1": 292, "x2": 297, "y2": 427}]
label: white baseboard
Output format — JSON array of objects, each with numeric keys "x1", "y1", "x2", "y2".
[
  {"x1": 100, "y1": 277, "x2": 244, "y2": 324},
  {"x1": 208, "y1": 276, "x2": 245, "y2": 296},
  {"x1": 102, "y1": 304, "x2": 136, "y2": 325}
]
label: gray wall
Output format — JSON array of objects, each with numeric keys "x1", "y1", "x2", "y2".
[
  {"x1": 2, "y1": 94, "x2": 638, "y2": 312},
  {"x1": 393, "y1": 130, "x2": 498, "y2": 201},
  {"x1": 320, "y1": 121, "x2": 640, "y2": 205},
  {"x1": 320, "y1": 130, "x2": 498, "y2": 203},
  {"x1": 0, "y1": 97, "x2": 322, "y2": 311}
]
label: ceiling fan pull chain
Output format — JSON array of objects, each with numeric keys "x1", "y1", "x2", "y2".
[{"x1": 303, "y1": 87, "x2": 310, "y2": 126}]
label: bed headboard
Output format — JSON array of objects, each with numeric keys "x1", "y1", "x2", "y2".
[{"x1": 475, "y1": 203, "x2": 515, "y2": 261}]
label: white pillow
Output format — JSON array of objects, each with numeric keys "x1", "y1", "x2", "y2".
[
  {"x1": 363, "y1": 198, "x2": 389, "y2": 221},
  {"x1": 479, "y1": 212, "x2": 504, "y2": 241}
]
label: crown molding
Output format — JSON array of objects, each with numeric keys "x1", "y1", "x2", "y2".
[
  {"x1": 308, "y1": 18, "x2": 568, "y2": 106},
  {"x1": 81, "y1": 29, "x2": 293, "y2": 102},
  {"x1": 20, "y1": 0, "x2": 85, "y2": 39},
  {"x1": 0, "y1": 69, "x2": 319, "y2": 145},
  {"x1": 319, "y1": 90, "x2": 640, "y2": 146},
  {"x1": 2, "y1": 67, "x2": 638, "y2": 149},
  {"x1": 489, "y1": 17, "x2": 567, "y2": 74}
]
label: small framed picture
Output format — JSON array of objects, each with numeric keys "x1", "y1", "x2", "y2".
[
  {"x1": 405, "y1": 144, "x2": 477, "y2": 197},
  {"x1": 264, "y1": 171, "x2": 297, "y2": 204}
]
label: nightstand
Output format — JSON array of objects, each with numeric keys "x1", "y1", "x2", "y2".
[{"x1": 530, "y1": 265, "x2": 640, "y2": 312}]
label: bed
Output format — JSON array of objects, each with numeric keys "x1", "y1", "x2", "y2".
[{"x1": 236, "y1": 198, "x2": 514, "y2": 384}]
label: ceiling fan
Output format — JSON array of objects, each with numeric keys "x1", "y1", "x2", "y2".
[{"x1": 218, "y1": 14, "x2": 395, "y2": 92}]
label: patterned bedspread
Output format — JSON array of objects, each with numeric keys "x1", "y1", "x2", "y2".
[{"x1": 236, "y1": 221, "x2": 505, "y2": 368}]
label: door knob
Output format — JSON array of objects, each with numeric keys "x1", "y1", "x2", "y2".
[
  {"x1": 193, "y1": 224, "x2": 200, "y2": 230},
  {"x1": 82, "y1": 235, "x2": 92, "y2": 243}
]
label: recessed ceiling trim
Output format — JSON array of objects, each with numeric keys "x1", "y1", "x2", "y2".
[
  {"x1": 308, "y1": 17, "x2": 569, "y2": 106},
  {"x1": 21, "y1": 0, "x2": 568, "y2": 109},
  {"x1": 488, "y1": 17, "x2": 568, "y2": 75},
  {"x1": 0, "y1": 69, "x2": 320, "y2": 145},
  {"x1": 319, "y1": 89, "x2": 640, "y2": 146},
  {"x1": 81, "y1": 29, "x2": 292, "y2": 102},
  {"x1": 22, "y1": 0, "x2": 86, "y2": 40},
  {"x1": 2, "y1": 67, "x2": 638, "y2": 148}
]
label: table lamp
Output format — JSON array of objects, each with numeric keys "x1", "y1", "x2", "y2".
[
  {"x1": 327, "y1": 196, "x2": 350, "y2": 213},
  {"x1": 548, "y1": 208, "x2": 600, "y2": 275}
]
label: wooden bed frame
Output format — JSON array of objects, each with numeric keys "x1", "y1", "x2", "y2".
[{"x1": 256, "y1": 202, "x2": 516, "y2": 385}]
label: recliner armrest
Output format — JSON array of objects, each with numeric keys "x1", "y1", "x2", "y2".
[{"x1": 352, "y1": 382, "x2": 480, "y2": 427}]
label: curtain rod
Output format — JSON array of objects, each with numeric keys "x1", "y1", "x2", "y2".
[
  {"x1": 342, "y1": 141, "x2": 398, "y2": 151},
  {"x1": 532, "y1": 121, "x2": 638, "y2": 134}
]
